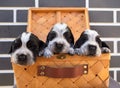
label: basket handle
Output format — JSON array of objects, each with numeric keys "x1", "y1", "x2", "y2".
[{"x1": 37, "y1": 64, "x2": 88, "y2": 78}]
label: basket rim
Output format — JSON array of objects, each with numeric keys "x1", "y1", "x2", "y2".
[
  {"x1": 36, "y1": 54, "x2": 111, "y2": 61},
  {"x1": 29, "y1": 7, "x2": 88, "y2": 11}
]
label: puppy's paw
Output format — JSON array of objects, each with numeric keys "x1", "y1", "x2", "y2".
[
  {"x1": 68, "y1": 48, "x2": 75, "y2": 55},
  {"x1": 75, "y1": 48, "x2": 83, "y2": 55},
  {"x1": 102, "y1": 47, "x2": 111, "y2": 53},
  {"x1": 39, "y1": 50, "x2": 44, "y2": 56},
  {"x1": 44, "y1": 49, "x2": 53, "y2": 58}
]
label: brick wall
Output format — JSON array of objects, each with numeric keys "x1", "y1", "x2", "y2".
[{"x1": 0, "y1": 0, "x2": 120, "y2": 86}]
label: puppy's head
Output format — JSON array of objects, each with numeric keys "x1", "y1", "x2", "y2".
[
  {"x1": 74, "y1": 29, "x2": 102, "y2": 56},
  {"x1": 46, "y1": 23, "x2": 74, "y2": 54},
  {"x1": 9, "y1": 32, "x2": 45, "y2": 65}
]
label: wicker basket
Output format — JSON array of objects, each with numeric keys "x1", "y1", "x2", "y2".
[{"x1": 12, "y1": 8, "x2": 110, "y2": 88}]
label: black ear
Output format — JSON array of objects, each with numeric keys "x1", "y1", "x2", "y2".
[
  {"x1": 9, "y1": 41, "x2": 14, "y2": 54},
  {"x1": 39, "y1": 40, "x2": 46, "y2": 51},
  {"x1": 101, "y1": 41, "x2": 111, "y2": 53},
  {"x1": 46, "y1": 29, "x2": 56, "y2": 45},
  {"x1": 96, "y1": 36, "x2": 111, "y2": 53},
  {"x1": 96, "y1": 36, "x2": 102, "y2": 48},
  {"x1": 74, "y1": 31, "x2": 88, "y2": 48},
  {"x1": 38, "y1": 40, "x2": 46, "y2": 56},
  {"x1": 64, "y1": 27, "x2": 74, "y2": 47},
  {"x1": 9, "y1": 34, "x2": 22, "y2": 54},
  {"x1": 30, "y1": 33, "x2": 46, "y2": 55},
  {"x1": 102, "y1": 42, "x2": 110, "y2": 49},
  {"x1": 9, "y1": 45, "x2": 12, "y2": 54}
]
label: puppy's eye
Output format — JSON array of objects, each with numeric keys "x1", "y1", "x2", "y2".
[
  {"x1": 63, "y1": 31, "x2": 74, "y2": 44},
  {"x1": 64, "y1": 31, "x2": 70, "y2": 38},
  {"x1": 50, "y1": 35, "x2": 56, "y2": 40},
  {"x1": 27, "y1": 40, "x2": 37, "y2": 50},
  {"x1": 14, "y1": 40, "x2": 22, "y2": 49},
  {"x1": 48, "y1": 31, "x2": 56, "y2": 41},
  {"x1": 82, "y1": 34, "x2": 88, "y2": 41}
]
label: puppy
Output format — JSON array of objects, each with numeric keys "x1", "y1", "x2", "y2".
[
  {"x1": 44, "y1": 23, "x2": 74, "y2": 58},
  {"x1": 9, "y1": 32, "x2": 46, "y2": 65},
  {"x1": 74, "y1": 29, "x2": 111, "y2": 56}
]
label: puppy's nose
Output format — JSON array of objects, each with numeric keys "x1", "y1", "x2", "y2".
[
  {"x1": 88, "y1": 45, "x2": 97, "y2": 51},
  {"x1": 18, "y1": 54, "x2": 27, "y2": 61},
  {"x1": 55, "y1": 43, "x2": 63, "y2": 49}
]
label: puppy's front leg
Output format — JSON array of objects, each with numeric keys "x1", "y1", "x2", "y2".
[
  {"x1": 68, "y1": 47, "x2": 75, "y2": 55},
  {"x1": 75, "y1": 48, "x2": 83, "y2": 55},
  {"x1": 44, "y1": 47, "x2": 53, "y2": 58},
  {"x1": 75, "y1": 48, "x2": 88, "y2": 56},
  {"x1": 39, "y1": 50, "x2": 44, "y2": 56}
]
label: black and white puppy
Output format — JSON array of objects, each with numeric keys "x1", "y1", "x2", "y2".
[
  {"x1": 74, "y1": 29, "x2": 111, "y2": 56},
  {"x1": 44, "y1": 23, "x2": 74, "y2": 58},
  {"x1": 9, "y1": 32, "x2": 46, "y2": 65}
]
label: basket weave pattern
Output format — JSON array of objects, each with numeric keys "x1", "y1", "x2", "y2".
[{"x1": 13, "y1": 54, "x2": 110, "y2": 88}]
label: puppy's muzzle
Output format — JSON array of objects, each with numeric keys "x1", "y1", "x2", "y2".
[
  {"x1": 17, "y1": 54, "x2": 27, "y2": 64},
  {"x1": 55, "y1": 42, "x2": 64, "y2": 53},
  {"x1": 88, "y1": 44, "x2": 97, "y2": 55}
]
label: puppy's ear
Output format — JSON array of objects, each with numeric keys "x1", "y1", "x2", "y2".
[
  {"x1": 39, "y1": 40, "x2": 46, "y2": 51},
  {"x1": 30, "y1": 33, "x2": 46, "y2": 56},
  {"x1": 101, "y1": 42, "x2": 111, "y2": 53},
  {"x1": 9, "y1": 35, "x2": 22, "y2": 54},
  {"x1": 46, "y1": 29, "x2": 56, "y2": 45},
  {"x1": 9, "y1": 46, "x2": 12, "y2": 54},
  {"x1": 9, "y1": 41, "x2": 14, "y2": 54},
  {"x1": 96, "y1": 36, "x2": 102, "y2": 48},
  {"x1": 96, "y1": 36, "x2": 111, "y2": 53},
  {"x1": 64, "y1": 27, "x2": 74, "y2": 47},
  {"x1": 102, "y1": 42, "x2": 110, "y2": 49},
  {"x1": 74, "y1": 31, "x2": 88, "y2": 48},
  {"x1": 38, "y1": 40, "x2": 46, "y2": 56},
  {"x1": 96, "y1": 35, "x2": 111, "y2": 53}
]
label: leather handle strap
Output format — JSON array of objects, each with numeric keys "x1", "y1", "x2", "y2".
[{"x1": 37, "y1": 64, "x2": 88, "y2": 78}]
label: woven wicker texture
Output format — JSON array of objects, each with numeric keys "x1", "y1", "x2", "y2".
[
  {"x1": 12, "y1": 8, "x2": 110, "y2": 88},
  {"x1": 12, "y1": 54, "x2": 110, "y2": 88}
]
